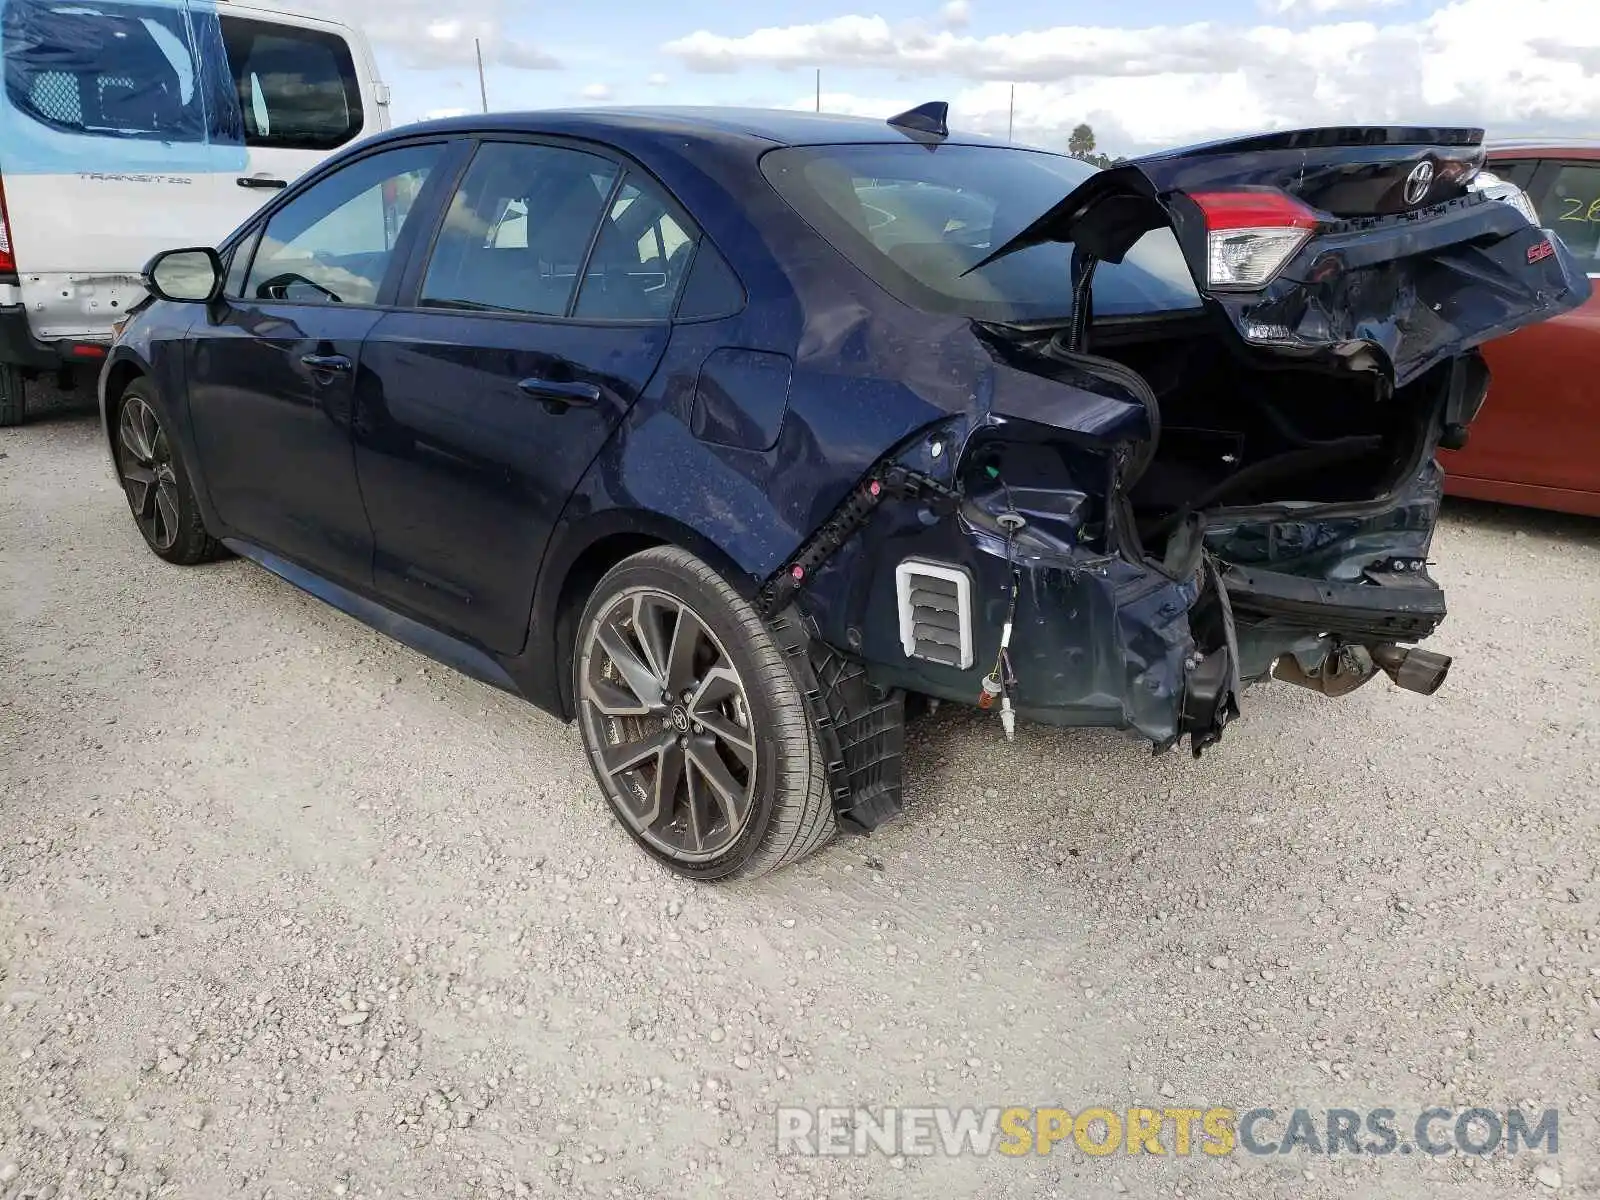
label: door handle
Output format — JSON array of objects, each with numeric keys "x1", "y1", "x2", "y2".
[
  {"x1": 301, "y1": 353, "x2": 352, "y2": 375},
  {"x1": 238, "y1": 176, "x2": 289, "y2": 190},
  {"x1": 518, "y1": 377, "x2": 602, "y2": 414}
]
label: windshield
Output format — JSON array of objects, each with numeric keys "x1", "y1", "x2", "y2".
[{"x1": 761, "y1": 143, "x2": 1202, "y2": 323}]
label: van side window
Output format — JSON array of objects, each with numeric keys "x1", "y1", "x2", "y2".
[
  {"x1": 219, "y1": 17, "x2": 362, "y2": 152},
  {"x1": 1, "y1": 0, "x2": 209, "y2": 142},
  {"x1": 245, "y1": 144, "x2": 443, "y2": 307}
]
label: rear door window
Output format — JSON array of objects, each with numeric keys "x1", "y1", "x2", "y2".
[
  {"x1": 219, "y1": 16, "x2": 362, "y2": 151},
  {"x1": 244, "y1": 142, "x2": 443, "y2": 306},
  {"x1": 418, "y1": 141, "x2": 620, "y2": 318},
  {"x1": 1, "y1": 0, "x2": 215, "y2": 142}
]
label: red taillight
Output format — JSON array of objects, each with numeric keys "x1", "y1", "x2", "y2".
[
  {"x1": 71, "y1": 344, "x2": 107, "y2": 360},
  {"x1": 1190, "y1": 190, "x2": 1318, "y2": 231},
  {"x1": 1189, "y1": 189, "x2": 1319, "y2": 291},
  {"x1": 0, "y1": 175, "x2": 14, "y2": 275}
]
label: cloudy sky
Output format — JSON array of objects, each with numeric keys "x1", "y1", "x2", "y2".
[{"x1": 302, "y1": 0, "x2": 1600, "y2": 155}]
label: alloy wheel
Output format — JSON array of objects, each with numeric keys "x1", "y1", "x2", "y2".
[
  {"x1": 118, "y1": 395, "x2": 182, "y2": 553},
  {"x1": 579, "y1": 589, "x2": 759, "y2": 864}
]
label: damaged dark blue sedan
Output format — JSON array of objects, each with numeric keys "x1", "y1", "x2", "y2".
[{"x1": 99, "y1": 105, "x2": 1588, "y2": 879}]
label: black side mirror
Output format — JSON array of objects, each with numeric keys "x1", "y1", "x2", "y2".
[{"x1": 143, "y1": 247, "x2": 224, "y2": 304}]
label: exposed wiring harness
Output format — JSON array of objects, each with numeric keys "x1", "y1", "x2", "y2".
[{"x1": 977, "y1": 497, "x2": 1027, "y2": 741}]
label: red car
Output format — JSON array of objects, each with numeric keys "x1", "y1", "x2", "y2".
[{"x1": 1441, "y1": 140, "x2": 1600, "y2": 516}]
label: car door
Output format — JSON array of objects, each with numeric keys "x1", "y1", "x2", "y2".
[
  {"x1": 185, "y1": 139, "x2": 456, "y2": 586},
  {"x1": 354, "y1": 139, "x2": 694, "y2": 653},
  {"x1": 215, "y1": 9, "x2": 379, "y2": 212},
  {"x1": 1442, "y1": 155, "x2": 1600, "y2": 511}
]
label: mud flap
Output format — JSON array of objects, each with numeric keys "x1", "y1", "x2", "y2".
[{"x1": 766, "y1": 606, "x2": 908, "y2": 834}]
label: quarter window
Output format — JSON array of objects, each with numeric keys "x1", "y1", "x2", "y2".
[
  {"x1": 420, "y1": 142, "x2": 620, "y2": 318},
  {"x1": 1484, "y1": 159, "x2": 1539, "y2": 191},
  {"x1": 573, "y1": 177, "x2": 696, "y2": 320},
  {"x1": 244, "y1": 143, "x2": 443, "y2": 306},
  {"x1": 219, "y1": 16, "x2": 362, "y2": 151}
]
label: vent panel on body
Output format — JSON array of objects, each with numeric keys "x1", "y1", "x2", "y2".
[{"x1": 894, "y1": 560, "x2": 973, "y2": 670}]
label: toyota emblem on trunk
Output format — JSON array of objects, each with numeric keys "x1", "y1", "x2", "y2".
[{"x1": 1404, "y1": 161, "x2": 1435, "y2": 206}]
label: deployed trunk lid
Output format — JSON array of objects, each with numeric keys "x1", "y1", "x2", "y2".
[{"x1": 975, "y1": 126, "x2": 1591, "y2": 388}]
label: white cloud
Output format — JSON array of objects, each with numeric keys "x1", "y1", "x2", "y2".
[
  {"x1": 793, "y1": 81, "x2": 1271, "y2": 154},
  {"x1": 647, "y1": 72, "x2": 672, "y2": 87},
  {"x1": 667, "y1": 0, "x2": 1600, "y2": 148},
  {"x1": 1259, "y1": 0, "x2": 1401, "y2": 13},
  {"x1": 667, "y1": 15, "x2": 1327, "y2": 79},
  {"x1": 940, "y1": 0, "x2": 971, "y2": 28},
  {"x1": 580, "y1": 82, "x2": 613, "y2": 101},
  {"x1": 422, "y1": 106, "x2": 472, "y2": 120},
  {"x1": 301, "y1": 0, "x2": 560, "y2": 70}
]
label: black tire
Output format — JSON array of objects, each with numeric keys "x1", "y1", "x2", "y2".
[
  {"x1": 574, "y1": 546, "x2": 834, "y2": 881},
  {"x1": 112, "y1": 380, "x2": 225, "y2": 565},
  {"x1": 0, "y1": 363, "x2": 24, "y2": 427}
]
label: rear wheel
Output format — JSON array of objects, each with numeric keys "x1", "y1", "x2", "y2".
[
  {"x1": 113, "y1": 382, "x2": 224, "y2": 565},
  {"x1": 574, "y1": 547, "x2": 834, "y2": 881},
  {"x1": 0, "y1": 363, "x2": 25, "y2": 427}
]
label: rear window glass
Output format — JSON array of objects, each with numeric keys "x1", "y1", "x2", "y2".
[
  {"x1": 2, "y1": 0, "x2": 216, "y2": 142},
  {"x1": 761, "y1": 143, "x2": 1201, "y2": 323},
  {"x1": 220, "y1": 16, "x2": 361, "y2": 151}
]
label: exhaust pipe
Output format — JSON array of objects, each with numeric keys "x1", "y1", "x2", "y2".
[
  {"x1": 1273, "y1": 642, "x2": 1453, "y2": 698},
  {"x1": 1272, "y1": 645, "x2": 1378, "y2": 697},
  {"x1": 1371, "y1": 643, "x2": 1453, "y2": 696}
]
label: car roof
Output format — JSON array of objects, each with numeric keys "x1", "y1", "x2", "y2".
[
  {"x1": 1488, "y1": 136, "x2": 1600, "y2": 157},
  {"x1": 396, "y1": 106, "x2": 1011, "y2": 150}
]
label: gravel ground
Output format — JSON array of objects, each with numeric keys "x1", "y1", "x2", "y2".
[{"x1": 3, "y1": 385, "x2": 1599, "y2": 1200}]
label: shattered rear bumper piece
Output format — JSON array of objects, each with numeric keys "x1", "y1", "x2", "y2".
[{"x1": 763, "y1": 451, "x2": 1453, "y2": 777}]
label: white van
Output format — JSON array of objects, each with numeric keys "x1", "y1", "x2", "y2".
[{"x1": 0, "y1": 0, "x2": 390, "y2": 424}]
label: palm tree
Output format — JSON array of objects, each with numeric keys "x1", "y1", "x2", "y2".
[{"x1": 1068, "y1": 123, "x2": 1096, "y2": 158}]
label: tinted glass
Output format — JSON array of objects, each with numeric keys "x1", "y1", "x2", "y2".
[
  {"x1": 224, "y1": 227, "x2": 262, "y2": 298},
  {"x1": 1484, "y1": 159, "x2": 1539, "y2": 191},
  {"x1": 2, "y1": 0, "x2": 208, "y2": 142},
  {"x1": 220, "y1": 15, "x2": 361, "y2": 151},
  {"x1": 420, "y1": 142, "x2": 619, "y2": 317},
  {"x1": 761, "y1": 144, "x2": 1202, "y2": 321},
  {"x1": 245, "y1": 143, "x2": 442, "y2": 306},
  {"x1": 1541, "y1": 163, "x2": 1600, "y2": 267},
  {"x1": 573, "y1": 175, "x2": 695, "y2": 320},
  {"x1": 676, "y1": 240, "x2": 744, "y2": 320}
]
